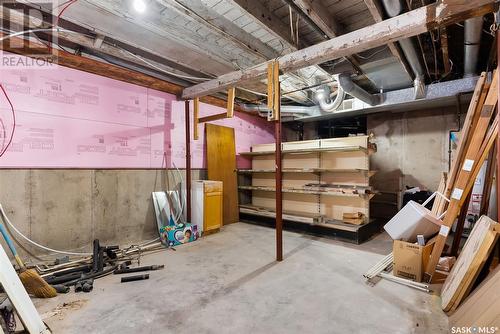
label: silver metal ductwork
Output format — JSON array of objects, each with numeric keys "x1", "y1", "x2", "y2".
[
  {"x1": 240, "y1": 104, "x2": 320, "y2": 118},
  {"x1": 314, "y1": 83, "x2": 345, "y2": 112},
  {"x1": 464, "y1": 17, "x2": 483, "y2": 77},
  {"x1": 338, "y1": 74, "x2": 381, "y2": 106},
  {"x1": 380, "y1": 0, "x2": 426, "y2": 99},
  {"x1": 241, "y1": 77, "x2": 478, "y2": 122}
]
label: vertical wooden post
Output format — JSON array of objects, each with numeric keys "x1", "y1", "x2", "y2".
[
  {"x1": 498, "y1": 30, "x2": 500, "y2": 220},
  {"x1": 275, "y1": 112, "x2": 283, "y2": 262},
  {"x1": 185, "y1": 100, "x2": 192, "y2": 222},
  {"x1": 449, "y1": 192, "x2": 472, "y2": 256}
]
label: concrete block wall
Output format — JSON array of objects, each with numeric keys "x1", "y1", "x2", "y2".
[{"x1": 0, "y1": 169, "x2": 205, "y2": 260}]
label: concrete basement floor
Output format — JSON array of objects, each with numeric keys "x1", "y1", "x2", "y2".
[{"x1": 34, "y1": 223, "x2": 448, "y2": 334}]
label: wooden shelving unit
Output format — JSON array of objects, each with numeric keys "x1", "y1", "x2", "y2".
[{"x1": 238, "y1": 135, "x2": 381, "y2": 243}]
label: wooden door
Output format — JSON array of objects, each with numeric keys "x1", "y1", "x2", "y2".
[{"x1": 206, "y1": 124, "x2": 238, "y2": 224}]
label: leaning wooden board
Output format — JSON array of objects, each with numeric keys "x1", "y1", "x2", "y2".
[
  {"x1": 424, "y1": 71, "x2": 498, "y2": 282},
  {"x1": 206, "y1": 124, "x2": 239, "y2": 225},
  {"x1": 450, "y1": 267, "x2": 500, "y2": 327},
  {"x1": 441, "y1": 216, "x2": 500, "y2": 312}
]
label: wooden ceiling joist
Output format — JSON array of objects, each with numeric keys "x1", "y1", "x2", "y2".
[
  {"x1": 182, "y1": 0, "x2": 495, "y2": 99},
  {"x1": 363, "y1": 0, "x2": 415, "y2": 79},
  {"x1": 284, "y1": 0, "x2": 367, "y2": 76},
  {"x1": 0, "y1": 33, "x2": 237, "y2": 111}
]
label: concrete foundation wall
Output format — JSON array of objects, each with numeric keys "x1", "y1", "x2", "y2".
[
  {"x1": 367, "y1": 107, "x2": 459, "y2": 192},
  {"x1": 0, "y1": 169, "x2": 206, "y2": 260}
]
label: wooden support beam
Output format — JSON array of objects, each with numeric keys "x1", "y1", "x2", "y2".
[
  {"x1": 497, "y1": 31, "x2": 500, "y2": 221},
  {"x1": 285, "y1": 0, "x2": 366, "y2": 76},
  {"x1": 363, "y1": 0, "x2": 415, "y2": 80},
  {"x1": 193, "y1": 98, "x2": 200, "y2": 140},
  {"x1": 198, "y1": 112, "x2": 228, "y2": 123},
  {"x1": 158, "y1": 0, "x2": 280, "y2": 61},
  {"x1": 198, "y1": 88, "x2": 236, "y2": 123},
  {"x1": 227, "y1": 87, "x2": 235, "y2": 118},
  {"x1": 440, "y1": 27, "x2": 451, "y2": 74},
  {"x1": 230, "y1": 0, "x2": 297, "y2": 49},
  {"x1": 183, "y1": 0, "x2": 494, "y2": 99},
  {"x1": 0, "y1": 32, "x2": 240, "y2": 112},
  {"x1": 287, "y1": 0, "x2": 342, "y2": 39}
]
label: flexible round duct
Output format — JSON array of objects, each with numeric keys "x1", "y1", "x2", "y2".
[{"x1": 314, "y1": 83, "x2": 345, "y2": 112}]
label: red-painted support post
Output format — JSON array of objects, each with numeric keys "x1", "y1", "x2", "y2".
[
  {"x1": 275, "y1": 102, "x2": 283, "y2": 262},
  {"x1": 185, "y1": 100, "x2": 192, "y2": 222}
]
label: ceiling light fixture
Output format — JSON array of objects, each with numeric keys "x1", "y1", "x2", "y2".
[{"x1": 133, "y1": 0, "x2": 146, "y2": 13}]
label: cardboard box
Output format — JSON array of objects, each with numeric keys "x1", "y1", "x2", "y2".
[{"x1": 393, "y1": 240, "x2": 434, "y2": 282}]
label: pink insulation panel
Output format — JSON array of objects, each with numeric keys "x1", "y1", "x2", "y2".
[{"x1": 0, "y1": 55, "x2": 274, "y2": 168}]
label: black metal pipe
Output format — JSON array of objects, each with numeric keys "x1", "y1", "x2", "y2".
[
  {"x1": 113, "y1": 265, "x2": 164, "y2": 275},
  {"x1": 63, "y1": 265, "x2": 118, "y2": 286},
  {"x1": 52, "y1": 264, "x2": 92, "y2": 277},
  {"x1": 92, "y1": 239, "x2": 100, "y2": 272},
  {"x1": 121, "y1": 274, "x2": 149, "y2": 283},
  {"x1": 45, "y1": 272, "x2": 83, "y2": 285}
]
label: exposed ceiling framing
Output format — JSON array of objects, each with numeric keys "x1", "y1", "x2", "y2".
[
  {"x1": 0, "y1": 0, "x2": 495, "y2": 110},
  {"x1": 182, "y1": 0, "x2": 495, "y2": 99}
]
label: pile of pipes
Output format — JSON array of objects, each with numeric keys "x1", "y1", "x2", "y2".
[{"x1": 39, "y1": 239, "x2": 164, "y2": 294}]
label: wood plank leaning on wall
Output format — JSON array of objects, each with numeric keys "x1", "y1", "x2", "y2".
[
  {"x1": 206, "y1": 124, "x2": 239, "y2": 225},
  {"x1": 424, "y1": 71, "x2": 499, "y2": 282}
]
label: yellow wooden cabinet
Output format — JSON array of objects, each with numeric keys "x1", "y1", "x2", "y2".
[{"x1": 191, "y1": 180, "x2": 223, "y2": 234}]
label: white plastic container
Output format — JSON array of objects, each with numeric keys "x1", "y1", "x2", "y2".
[{"x1": 384, "y1": 192, "x2": 448, "y2": 242}]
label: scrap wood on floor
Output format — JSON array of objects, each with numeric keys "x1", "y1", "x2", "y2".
[
  {"x1": 440, "y1": 215, "x2": 500, "y2": 313},
  {"x1": 449, "y1": 266, "x2": 500, "y2": 328}
]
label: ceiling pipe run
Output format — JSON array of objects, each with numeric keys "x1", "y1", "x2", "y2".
[
  {"x1": 380, "y1": 0, "x2": 426, "y2": 99},
  {"x1": 464, "y1": 16, "x2": 483, "y2": 77}
]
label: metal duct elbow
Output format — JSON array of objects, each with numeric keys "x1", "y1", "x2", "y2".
[
  {"x1": 338, "y1": 74, "x2": 380, "y2": 106},
  {"x1": 464, "y1": 17, "x2": 483, "y2": 77},
  {"x1": 314, "y1": 84, "x2": 345, "y2": 112}
]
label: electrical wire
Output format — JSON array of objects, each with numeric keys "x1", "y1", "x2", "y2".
[
  {"x1": 356, "y1": 46, "x2": 389, "y2": 60},
  {"x1": 0, "y1": 28, "x2": 67, "y2": 42},
  {"x1": 0, "y1": 84, "x2": 15, "y2": 157},
  {"x1": 122, "y1": 49, "x2": 212, "y2": 82},
  {"x1": 0, "y1": 204, "x2": 92, "y2": 256},
  {"x1": 54, "y1": 0, "x2": 78, "y2": 27}
]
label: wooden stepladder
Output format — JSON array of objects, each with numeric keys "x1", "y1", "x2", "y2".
[{"x1": 0, "y1": 243, "x2": 51, "y2": 333}]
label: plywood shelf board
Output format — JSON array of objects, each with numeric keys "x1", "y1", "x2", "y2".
[
  {"x1": 240, "y1": 146, "x2": 368, "y2": 156},
  {"x1": 238, "y1": 185, "x2": 373, "y2": 198},
  {"x1": 240, "y1": 137, "x2": 376, "y2": 234},
  {"x1": 238, "y1": 168, "x2": 375, "y2": 175},
  {"x1": 239, "y1": 204, "x2": 322, "y2": 224}
]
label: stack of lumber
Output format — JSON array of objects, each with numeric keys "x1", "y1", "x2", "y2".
[
  {"x1": 440, "y1": 215, "x2": 500, "y2": 312},
  {"x1": 423, "y1": 71, "x2": 499, "y2": 282},
  {"x1": 450, "y1": 267, "x2": 500, "y2": 328},
  {"x1": 342, "y1": 212, "x2": 366, "y2": 225},
  {"x1": 431, "y1": 172, "x2": 448, "y2": 217}
]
